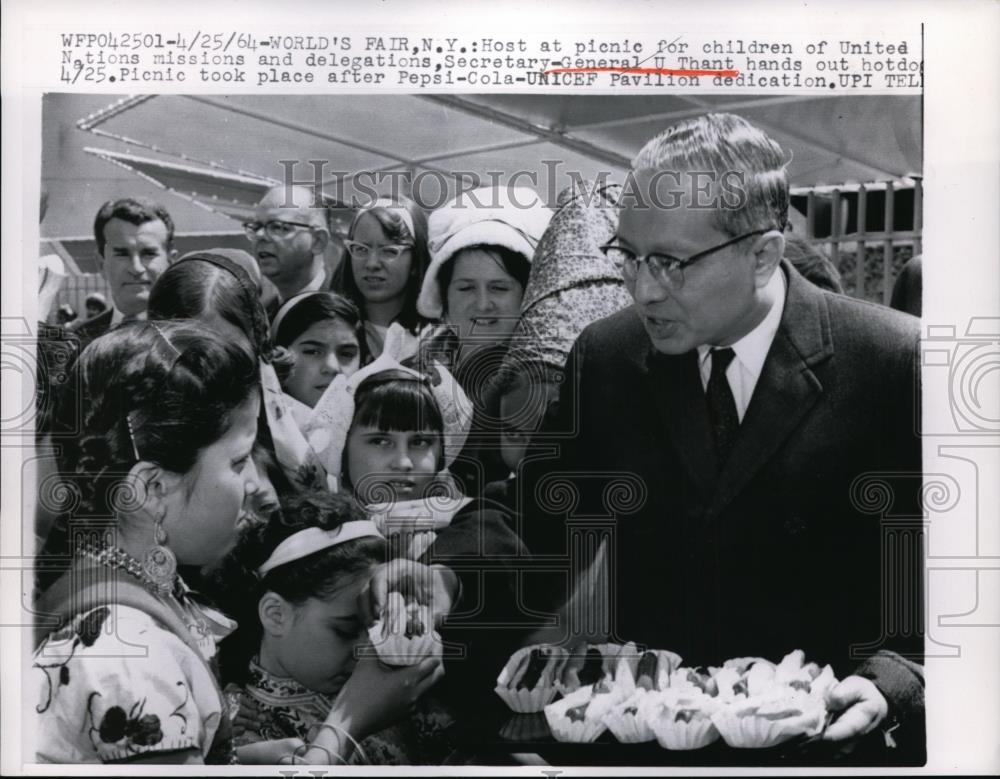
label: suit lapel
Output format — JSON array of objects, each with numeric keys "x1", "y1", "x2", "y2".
[
  {"x1": 643, "y1": 348, "x2": 718, "y2": 499},
  {"x1": 709, "y1": 264, "x2": 834, "y2": 517}
]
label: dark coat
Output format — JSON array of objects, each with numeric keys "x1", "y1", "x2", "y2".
[
  {"x1": 521, "y1": 262, "x2": 923, "y2": 687},
  {"x1": 36, "y1": 308, "x2": 119, "y2": 444},
  {"x1": 66, "y1": 306, "x2": 115, "y2": 353},
  {"x1": 420, "y1": 498, "x2": 530, "y2": 729}
]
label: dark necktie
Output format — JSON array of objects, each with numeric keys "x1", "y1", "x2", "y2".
[{"x1": 706, "y1": 347, "x2": 739, "y2": 467}]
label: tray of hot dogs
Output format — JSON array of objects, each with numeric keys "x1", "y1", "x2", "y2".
[{"x1": 494, "y1": 643, "x2": 839, "y2": 753}]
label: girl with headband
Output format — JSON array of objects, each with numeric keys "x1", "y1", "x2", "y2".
[
  {"x1": 333, "y1": 196, "x2": 430, "y2": 360},
  {"x1": 271, "y1": 290, "x2": 369, "y2": 411},
  {"x1": 300, "y1": 348, "x2": 532, "y2": 739},
  {"x1": 31, "y1": 321, "x2": 302, "y2": 764},
  {"x1": 148, "y1": 251, "x2": 332, "y2": 510},
  {"x1": 148, "y1": 249, "x2": 280, "y2": 363},
  {"x1": 210, "y1": 490, "x2": 456, "y2": 765}
]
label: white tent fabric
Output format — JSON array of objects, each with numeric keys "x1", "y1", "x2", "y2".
[{"x1": 43, "y1": 92, "x2": 921, "y2": 245}]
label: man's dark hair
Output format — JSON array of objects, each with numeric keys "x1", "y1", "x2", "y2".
[{"x1": 93, "y1": 197, "x2": 175, "y2": 255}]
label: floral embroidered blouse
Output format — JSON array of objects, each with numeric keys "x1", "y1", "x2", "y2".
[
  {"x1": 226, "y1": 658, "x2": 459, "y2": 765},
  {"x1": 33, "y1": 604, "x2": 234, "y2": 763}
]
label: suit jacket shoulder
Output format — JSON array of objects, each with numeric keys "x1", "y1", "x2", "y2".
[
  {"x1": 821, "y1": 284, "x2": 920, "y2": 347},
  {"x1": 781, "y1": 270, "x2": 921, "y2": 402},
  {"x1": 767, "y1": 262, "x2": 919, "y2": 371},
  {"x1": 571, "y1": 304, "x2": 650, "y2": 375}
]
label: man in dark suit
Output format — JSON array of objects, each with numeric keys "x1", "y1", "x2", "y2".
[
  {"x1": 36, "y1": 198, "x2": 175, "y2": 439},
  {"x1": 522, "y1": 113, "x2": 923, "y2": 756},
  {"x1": 35, "y1": 198, "x2": 176, "y2": 549},
  {"x1": 72, "y1": 197, "x2": 176, "y2": 351}
]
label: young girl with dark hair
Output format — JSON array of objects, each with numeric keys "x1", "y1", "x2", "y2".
[
  {"x1": 333, "y1": 197, "x2": 430, "y2": 359},
  {"x1": 32, "y1": 321, "x2": 275, "y2": 764},
  {"x1": 342, "y1": 369, "x2": 448, "y2": 508},
  {"x1": 211, "y1": 490, "x2": 454, "y2": 764},
  {"x1": 300, "y1": 354, "x2": 532, "y2": 743},
  {"x1": 271, "y1": 291, "x2": 369, "y2": 410},
  {"x1": 148, "y1": 252, "x2": 332, "y2": 504}
]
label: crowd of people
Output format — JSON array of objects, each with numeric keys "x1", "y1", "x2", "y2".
[{"x1": 30, "y1": 112, "x2": 925, "y2": 765}]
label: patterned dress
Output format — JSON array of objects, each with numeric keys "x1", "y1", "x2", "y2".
[
  {"x1": 226, "y1": 658, "x2": 460, "y2": 765},
  {"x1": 33, "y1": 604, "x2": 235, "y2": 763}
]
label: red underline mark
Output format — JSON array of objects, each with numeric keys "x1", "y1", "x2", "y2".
[{"x1": 543, "y1": 67, "x2": 741, "y2": 78}]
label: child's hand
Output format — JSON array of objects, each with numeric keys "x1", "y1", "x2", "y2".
[
  {"x1": 358, "y1": 558, "x2": 458, "y2": 628},
  {"x1": 333, "y1": 647, "x2": 445, "y2": 738}
]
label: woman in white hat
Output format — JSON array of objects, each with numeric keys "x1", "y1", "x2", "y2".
[
  {"x1": 416, "y1": 187, "x2": 552, "y2": 492},
  {"x1": 417, "y1": 187, "x2": 552, "y2": 379}
]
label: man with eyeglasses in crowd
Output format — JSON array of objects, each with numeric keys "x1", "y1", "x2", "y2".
[
  {"x1": 245, "y1": 185, "x2": 336, "y2": 312},
  {"x1": 521, "y1": 113, "x2": 924, "y2": 762}
]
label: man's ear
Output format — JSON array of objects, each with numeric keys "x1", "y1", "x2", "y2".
[
  {"x1": 168, "y1": 246, "x2": 179, "y2": 264},
  {"x1": 751, "y1": 230, "x2": 785, "y2": 287},
  {"x1": 259, "y1": 592, "x2": 293, "y2": 637},
  {"x1": 311, "y1": 228, "x2": 330, "y2": 255}
]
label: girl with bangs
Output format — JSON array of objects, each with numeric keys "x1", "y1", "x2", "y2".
[
  {"x1": 342, "y1": 368, "x2": 447, "y2": 508},
  {"x1": 293, "y1": 349, "x2": 532, "y2": 747}
]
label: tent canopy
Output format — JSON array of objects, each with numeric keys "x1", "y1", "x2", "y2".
[{"x1": 42, "y1": 92, "x2": 921, "y2": 257}]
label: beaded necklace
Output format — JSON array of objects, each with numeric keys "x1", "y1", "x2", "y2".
[{"x1": 75, "y1": 540, "x2": 211, "y2": 642}]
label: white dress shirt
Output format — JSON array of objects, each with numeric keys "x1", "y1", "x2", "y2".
[{"x1": 697, "y1": 269, "x2": 787, "y2": 422}]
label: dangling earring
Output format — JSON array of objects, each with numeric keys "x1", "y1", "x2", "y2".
[{"x1": 142, "y1": 509, "x2": 177, "y2": 598}]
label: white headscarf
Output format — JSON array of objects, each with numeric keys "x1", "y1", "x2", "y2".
[{"x1": 290, "y1": 323, "x2": 474, "y2": 482}]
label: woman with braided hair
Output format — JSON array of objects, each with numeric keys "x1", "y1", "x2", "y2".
[
  {"x1": 147, "y1": 248, "x2": 288, "y2": 368},
  {"x1": 32, "y1": 321, "x2": 276, "y2": 763},
  {"x1": 31, "y1": 322, "x2": 354, "y2": 764}
]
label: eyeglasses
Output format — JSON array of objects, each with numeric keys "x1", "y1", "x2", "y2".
[
  {"x1": 242, "y1": 219, "x2": 316, "y2": 240},
  {"x1": 601, "y1": 229, "x2": 769, "y2": 289},
  {"x1": 343, "y1": 240, "x2": 414, "y2": 261}
]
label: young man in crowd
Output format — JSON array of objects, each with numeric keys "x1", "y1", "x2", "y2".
[{"x1": 73, "y1": 197, "x2": 176, "y2": 350}]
